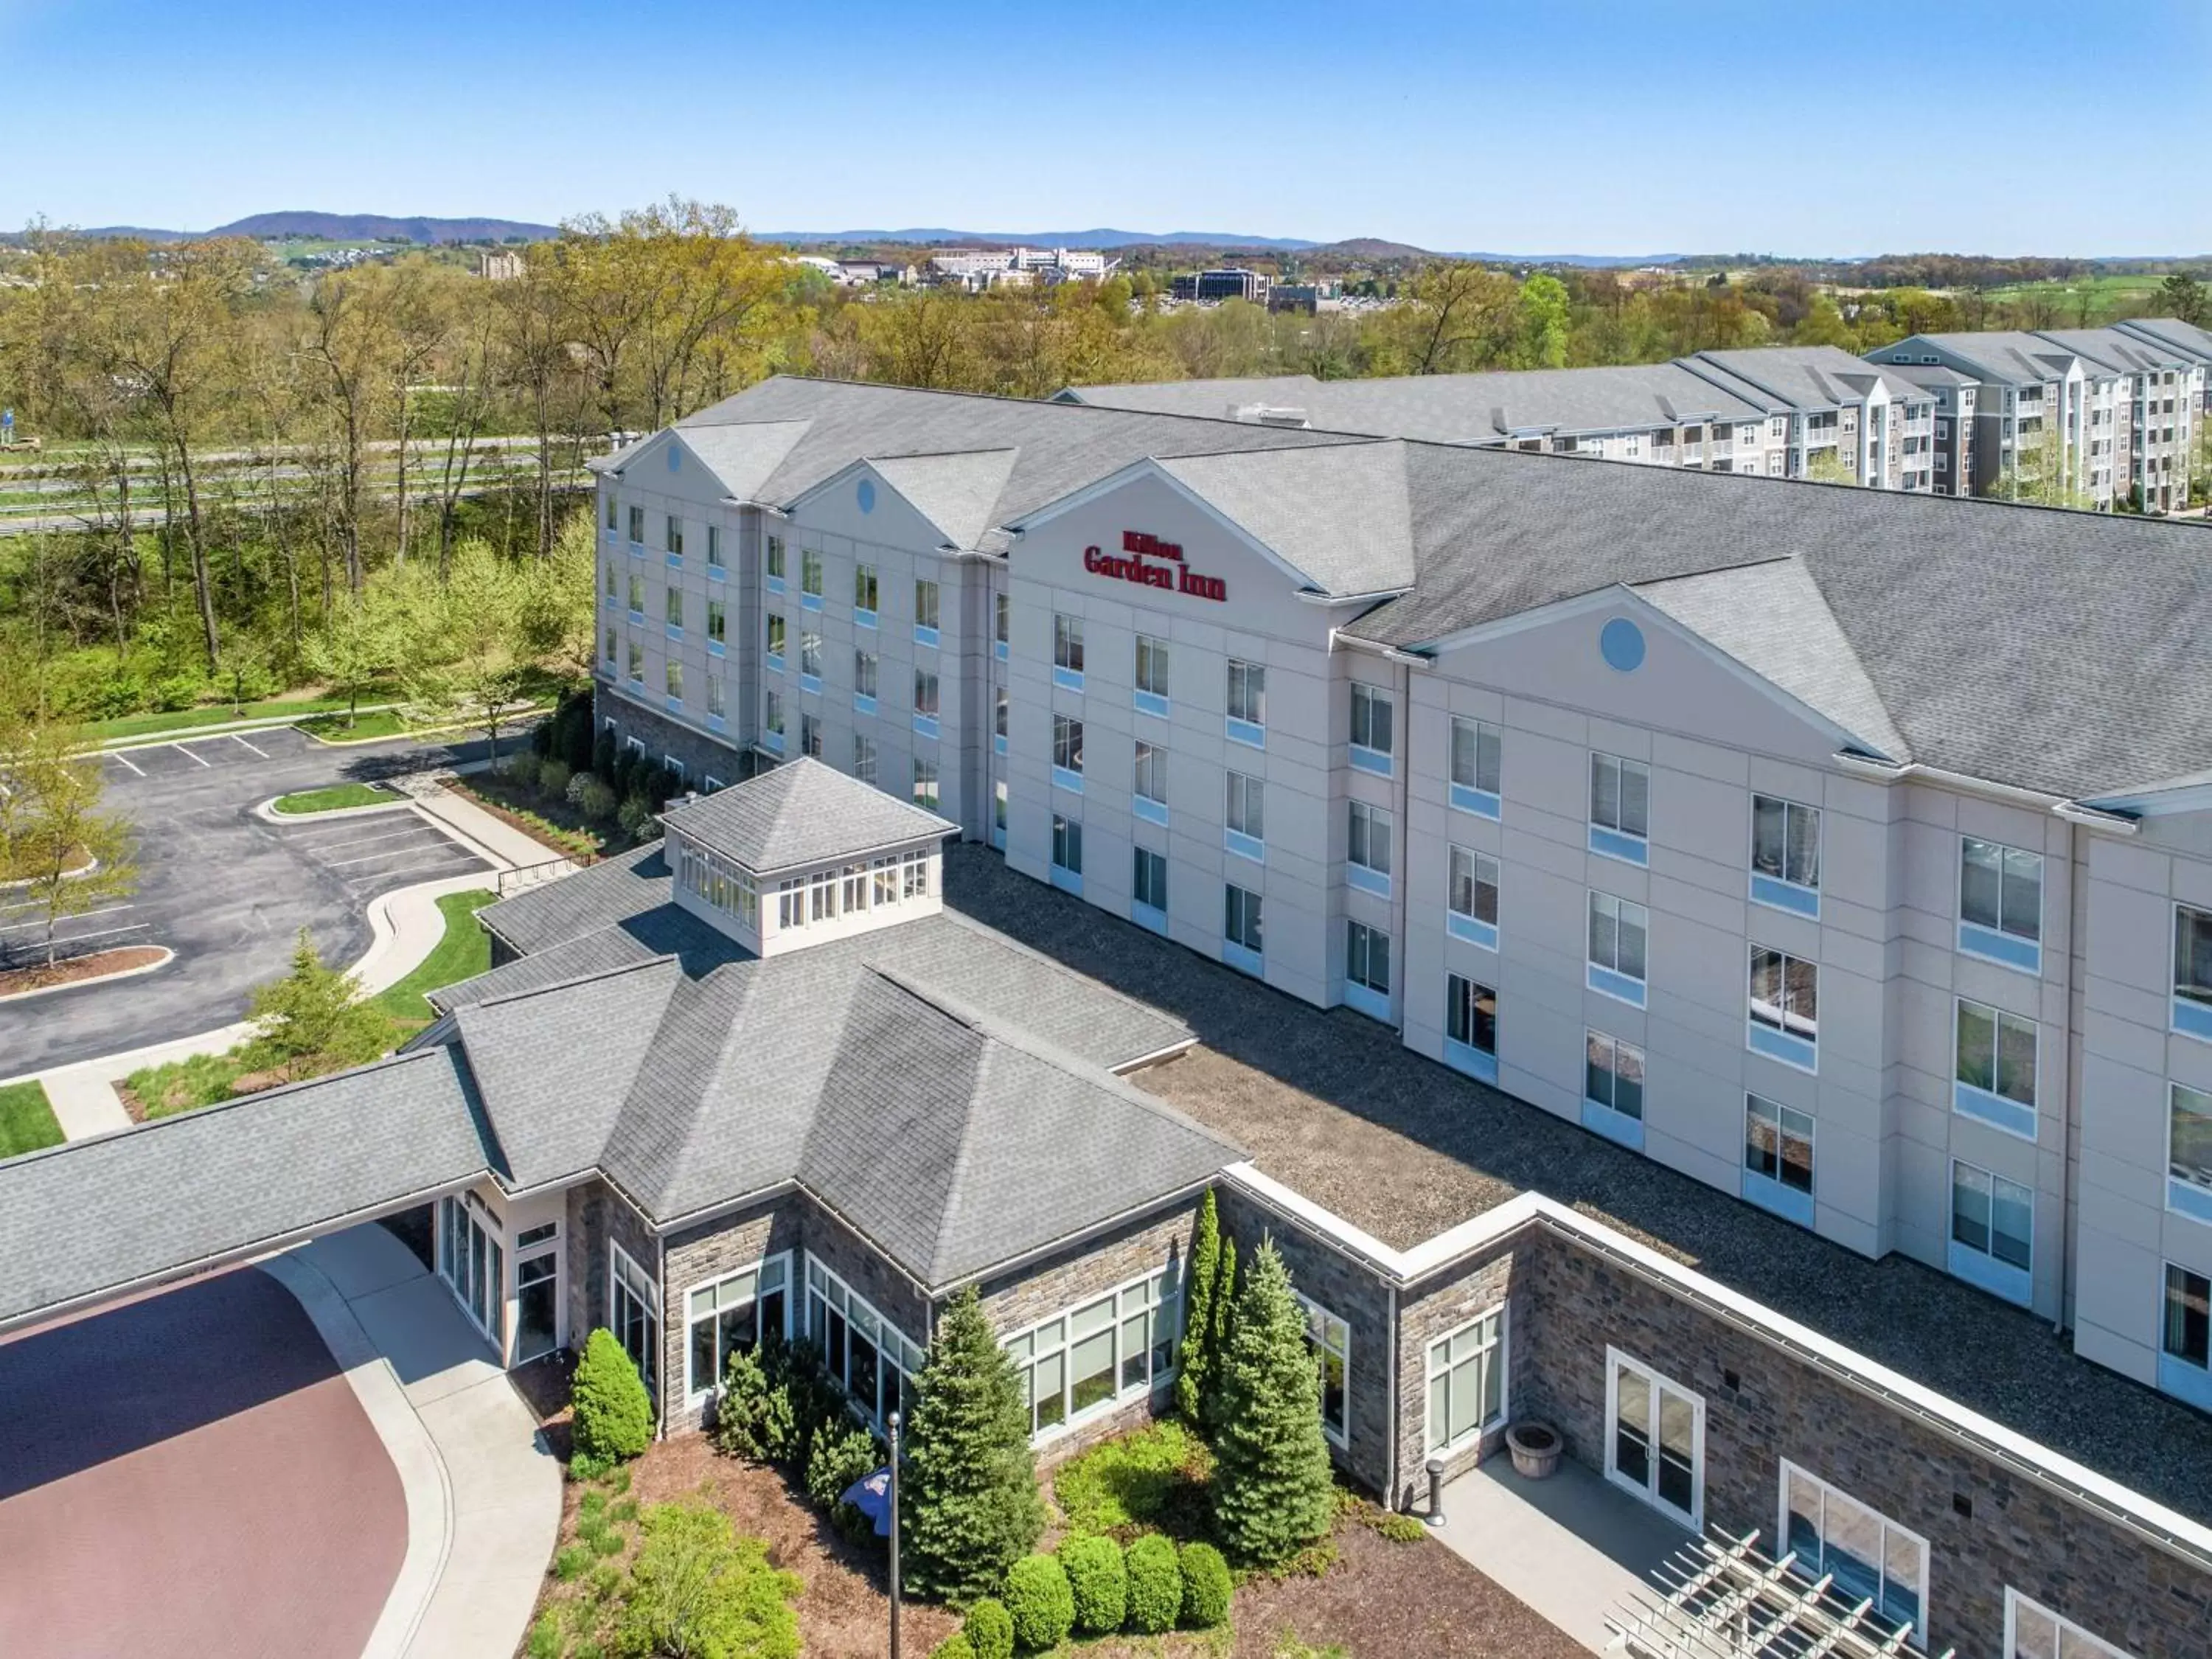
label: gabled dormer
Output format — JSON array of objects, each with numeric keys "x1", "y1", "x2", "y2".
[{"x1": 660, "y1": 759, "x2": 957, "y2": 957}]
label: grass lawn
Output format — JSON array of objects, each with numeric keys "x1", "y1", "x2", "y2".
[
  {"x1": 299, "y1": 708, "x2": 414, "y2": 742},
  {"x1": 87, "y1": 692, "x2": 390, "y2": 742},
  {"x1": 0, "y1": 1079, "x2": 64, "y2": 1158},
  {"x1": 372, "y1": 889, "x2": 496, "y2": 1032},
  {"x1": 125, "y1": 1051, "x2": 253, "y2": 1120},
  {"x1": 271, "y1": 781, "x2": 397, "y2": 815}
]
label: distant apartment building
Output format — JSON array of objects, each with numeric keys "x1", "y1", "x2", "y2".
[
  {"x1": 2116, "y1": 316, "x2": 2212, "y2": 417},
  {"x1": 1058, "y1": 346, "x2": 1935, "y2": 490},
  {"x1": 1866, "y1": 323, "x2": 2202, "y2": 512},
  {"x1": 1169, "y1": 268, "x2": 1271, "y2": 305}
]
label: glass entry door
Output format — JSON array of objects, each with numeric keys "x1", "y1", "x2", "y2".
[
  {"x1": 1607, "y1": 1350, "x2": 1703, "y2": 1530},
  {"x1": 515, "y1": 1249, "x2": 560, "y2": 1364}
]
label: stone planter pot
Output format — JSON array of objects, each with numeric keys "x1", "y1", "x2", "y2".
[{"x1": 1506, "y1": 1419, "x2": 1562, "y2": 1480}]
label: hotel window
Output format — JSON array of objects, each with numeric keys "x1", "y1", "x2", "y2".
[
  {"x1": 708, "y1": 676, "x2": 725, "y2": 718},
  {"x1": 665, "y1": 585, "x2": 684, "y2": 631},
  {"x1": 627, "y1": 504, "x2": 644, "y2": 543},
  {"x1": 765, "y1": 534, "x2": 785, "y2": 583},
  {"x1": 1225, "y1": 772, "x2": 1265, "y2": 859},
  {"x1": 1346, "y1": 920, "x2": 1391, "y2": 998},
  {"x1": 800, "y1": 546, "x2": 823, "y2": 602},
  {"x1": 1349, "y1": 683, "x2": 1393, "y2": 772},
  {"x1": 2167, "y1": 1264, "x2": 2211, "y2": 1376},
  {"x1": 765, "y1": 611, "x2": 785, "y2": 665},
  {"x1": 1224, "y1": 883, "x2": 1263, "y2": 955},
  {"x1": 1051, "y1": 813, "x2": 1083, "y2": 876},
  {"x1": 1346, "y1": 800, "x2": 1392, "y2": 891},
  {"x1": 706, "y1": 525, "x2": 723, "y2": 569},
  {"x1": 1781, "y1": 1462, "x2": 1927, "y2": 1644},
  {"x1": 1955, "y1": 998, "x2": 2037, "y2": 1138},
  {"x1": 701, "y1": 597, "x2": 727, "y2": 648},
  {"x1": 627, "y1": 572, "x2": 644, "y2": 613},
  {"x1": 1135, "y1": 634, "x2": 1169, "y2": 714},
  {"x1": 1052, "y1": 714, "x2": 1084, "y2": 785},
  {"x1": 1445, "y1": 973, "x2": 1497, "y2": 1068},
  {"x1": 627, "y1": 641, "x2": 644, "y2": 684},
  {"x1": 1294, "y1": 1293, "x2": 1350, "y2": 1448},
  {"x1": 994, "y1": 779, "x2": 1008, "y2": 841},
  {"x1": 1587, "y1": 891, "x2": 1648, "y2": 1006},
  {"x1": 1133, "y1": 740, "x2": 1166, "y2": 814},
  {"x1": 902, "y1": 849, "x2": 930, "y2": 898},
  {"x1": 665, "y1": 514, "x2": 683, "y2": 557},
  {"x1": 2005, "y1": 1590, "x2": 2137, "y2": 1659},
  {"x1": 2177, "y1": 905, "x2": 2212, "y2": 1040},
  {"x1": 1425, "y1": 1308, "x2": 1506, "y2": 1455},
  {"x1": 854, "y1": 648, "x2": 878, "y2": 704},
  {"x1": 1004, "y1": 1267, "x2": 1180, "y2": 1439},
  {"x1": 1960, "y1": 836, "x2": 2042, "y2": 972},
  {"x1": 852, "y1": 734, "x2": 877, "y2": 786},
  {"x1": 799, "y1": 712, "x2": 821, "y2": 759},
  {"x1": 685, "y1": 1256, "x2": 790, "y2": 1400},
  {"x1": 1585, "y1": 1033, "x2": 1644, "y2": 1123},
  {"x1": 800, "y1": 629, "x2": 822, "y2": 682},
  {"x1": 993, "y1": 591, "x2": 1009, "y2": 658},
  {"x1": 763, "y1": 690, "x2": 785, "y2": 747},
  {"x1": 1952, "y1": 1161, "x2": 2032, "y2": 1284},
  {"x1": 604, "y1": 562, "x2": 617, "y2": 602},
  {"x1": 914, "y1": 578, "x2": 940, "y2": 641},
  {"x1": 914, "y1": 757, "x2": 939, "y2": 810},
  {"x1": 2172, "y1": 1085, "x2": 2212, "y2": 1222},
  {"x1": 1745, "y1": 1093, "x2": 1814, "y2": 1206},
  {"x1": 914, "y1": 666, "x2": 939, "y2": 720},
  {"x1": 1133, "y1": 846, "x2": 1168, "y2": 916},
  {"x1": 994, "y1": 686, "x2": 1008, "y2": 753},
  {"x1": 610, "y1": 1242, "x2": 661, "y2": 1401},
  {"x1": 805, "y1": 1256, "x2": 924, "y2": 1435},
  {"x1": 853, "y1": 562, "x2": 878, "y2": 619},
  {"x1": 1589, "y1": 752, "x2": 1650, "y2": 863},
  {"x1": 1750, "y1": 795, "x2": 1820, "y2": 916},
  {"x1": 605, "y1": 493, "x2": 619, "y2": 532},
  {"x1": 1748, "y1": 946, "x2": 1818, "y2": 1069},
  {"x1": 1447, "y1": 846, "x2": 1499, "y2": 949},
  {"x1": 603, "y1": 625, "x2": 616, "y2": 665},
  {"x1": 1226, "y1": 658, "x2": 1267, "y2": 745},
  {"x1": 1053, "y1": 613, "x2": 1085, "y2": 687},
  {"x1": 1448, "y1": 716, "x2": 1501, "y2": 817}
]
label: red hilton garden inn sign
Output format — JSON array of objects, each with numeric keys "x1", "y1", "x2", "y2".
[{"x1": 1082, "y1": 532, "x2": 1228, "y2": 602}]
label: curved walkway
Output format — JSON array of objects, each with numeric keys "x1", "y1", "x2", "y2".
[{"x1": 264, "y1": 1224, "x2": 561, "y2": 1659}]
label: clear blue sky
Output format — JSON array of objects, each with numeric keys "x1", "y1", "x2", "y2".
[{"x1": 5, "y1": 0, "x2": 2208, "y2": 255}]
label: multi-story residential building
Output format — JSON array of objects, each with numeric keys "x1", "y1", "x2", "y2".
[
  {"x1": 1883, "y1": 364, "x2": 1981, "y2": 496},
  {"x1": 588, "y1": 373, "x2": 2212, "y2": 1446},
  {"x1": 2116, "y1": 315, "x2": 2212, "y2": 416},
  {"x1": 2034, "y1": 327, "x2": 2200, "y2": 513},
  {"x1": 1056, "y1": 346, "x2": 1937, "y2": 490}
]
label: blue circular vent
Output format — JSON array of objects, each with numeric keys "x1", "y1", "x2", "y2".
[
  {"x1": 857, "y1": 479, "x2": 877, "y2": 514},
  {"x1": 1599, "y1": 617, "x2": 1646, "y2": 673}
]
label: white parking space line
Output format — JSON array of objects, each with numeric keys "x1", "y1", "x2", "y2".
[
  {"x1": 230, "y1": 733, "x2": 270, "y2": 759},
  {"x1": 30, "y1": 922, "x2": 151, "y2": 947},
  {"x1": 345, "y1": 862, "x2": 478, "y2": 890},
  {"x1": 0, "y1": 902, "x2": 136, "y2": 934},
  {"x1": 327, "y1": 841, "x2": 453, "y2": 869},
  {"x1": 297, "y1": 825, "x2": 425, "y2": 857},
  {"x1": 173, "y1": 742, "x2": 213, "y2": 768},
  {"x1": 108, "y1": 751, "x2": 145, "y2": 777}
]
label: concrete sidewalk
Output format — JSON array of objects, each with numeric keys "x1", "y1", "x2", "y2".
[
  {"x1": 403, "y1": 774, "x2": 580, "y2": 879},
  {"x1": 262, "y1": 1223, "x2": 560, "y2": 1659}
]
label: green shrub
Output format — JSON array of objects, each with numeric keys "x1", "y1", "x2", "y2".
[
  {"x1": 576, "y1": 776, "x2": 617, "y2": 822},
  {"x1": 930, "y1": 1637, "x2": 975, "y2": 1659},
  {"x1": 615, "y1": 1501, "x2": 802, "y2": 1659},
  {"x1": 552, "y1": 1543, "x2": 594, "y2": 1581},
  {"x1": 1175, "y1": 1188, "x2": 1222, "y2": 1423},
  {"x1": 1003, "y1": 1554, "x2": 1074, "y2": 1653},
  {"x1": 568, "y1": 1450, "x2": 612, "y2": 1484},
  {"x1": 1208, "y1": 1240, "x2": 1335, "y2": 1566},
  {"x1": 153, "y1": 672, "x2": 204, "y2": 712},
  {"x1": 804, "y1": 1421, "x2": 880, "y2": 1514},
  {"x1": 962, "y1": 1597, "x2": 1014, "y2": 1659},
  {"x1": 571, "y1": 1328, "x2": 654, "y2": 1467},
  {"x1": 500, "y1": 748, "x2": 540, "y2": 785},
  {"x1": 1051, "y1": 1420, "x2": 1211, "y2": 1538},
  {"x1": 617, "y1": 793, "x2": 655, "y2": 839},
  {"x1": 1365, "y1": 1508, "x2": 1425, "y2": 1544},
  {"x1": 713, "y1": 1341, "x2": 798, "y2": 1463},
  {"x1": 1122, "y1": 1534, "x2": 1182, "y2": 1634},
  {"x1": 1057, "y1": 1534, "x2": 1127, "y2": 1635},
  {"x1": 538, "y1": 759, "x2": 572, "y2": 799},
  {"x1": 525, "y1": 1608, "x2": 564, "y2": 1658},
  {"x1": 1178, "y1": 1541, "x2": 1232, "y2": 1630}
]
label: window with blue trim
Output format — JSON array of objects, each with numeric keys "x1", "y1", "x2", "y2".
[
  {"x1": 763, "y1": 691, "x2": 785, "y2": 748},
  {"x1": 1750, "y1": 796, "x2": 1820, "y2": 916},
  {"x1": 1054, "y1": 613, "x2": 1085, "y2": 688},
  {"x1": 852, "y1": 734, "x2": 876, "y2": 786},
  {"x1": 1133, "y1": 846, "x2": 1168, "y2": 917},
  {"x1": 1135, "y1": 634, "x2": 1169, "y2": 715},
  {"x1": 1445, "y1": 973, "x2": 1497, "y2": 1072},
  {"x1": 1590, "y1": 753, "x2": 1649, "y2": 863},
  {"x1": 1051, "y1": 813, "x2": 1083, "y2": 877},
  {"x1": 914, "y1": 757, "x2": 939, "y2": 810},
  {"x1": 1226, "y1": 658, "x2": 1266, "y2": 745},
  {"x1": 1587, "y1": 891, "x2": 1648, "y2": 1006},
  {"x1": 765, "y1": 611, "x2": 785, "y2": 666},
  {"x1": 1224, "y1": 883, "x2": 1263, "y2": 955},
  {"x1": 854, "y1": 648, "x2": 878, "y2": 706},
  {"x1": 626, "y1": 640, "x2": 644, "y2": 684},
  {"x1": 800, "y1": 629, "x2": 822, "y2": 682},
  {"x1": 1447, "y1": 846, "x2": 1499, "y2": 947},
  {"x1": 664, "y1": 585, "x2": 684, "y2": 632},
  {"x1": 1449, "y1": 717, "x2": 1501, "y2": 817},
  {"x1": 1347, "y1": 801, "x2": 1392, "y2": 891},
  {"x1": 914, "y1": 666, "x2": 939, "y2": 722},
  {"x1": 2178, "y1": 905, "x2": 2212, "y2": 1039},
  {"x1": 707, "y1": 676, "x2": 726, "y2": 720},
  {"x1": 2167, "y1": 1264, "x2": 2210, "y2": 1379},
  {"x1": 603, "y1": 625, "x2": 616, "y2": 664},
  {"x1": 1052, "y1": 714, "x2": 1083, "y2": 787},
  {"x1": 706, "y1": 526, "x2": 723, "y2": 569},
  {"x1": 1225, "y1": 771, "x2": 1265, "y2": 860},
  {"x1": 627, "y1": 572, "x2": 644, "y2": 615},
  {"x1": 1349, "y1": 683, "x2": 1393, "y2": 773},
  {"x1": 1951, "y1": 1160, "x2": 2032, "y2": 1293},
  {"x1": 1955, "y1": 998, "x2": 2037, "y2": 1138},
  {"x1": 765, "y1": 535, "x2": 785, "y2": 584},
  {"x1": 800, "y1": 712, "x2": 821, "y2": 759},
  {"x1": 665, "y1": 661, "x2": 684, "y2": 704},
  {"x1": 665, "y1": 514, "x2": 684, "y2": 557},
  {"x1": 914, "y1": 578, "x2": 941, "y2": 641},
  {"x1": 1960, "y1": 837, "x2": 2042, "y2": 971},
  {"x1": 706, "y1": 599, "x2": 726, "y2": 648},
  {"x1": 2170, "y1": 1084, "x2": 2212, "y2": 1221},
  {"x1": 605, "y1": 493, "x2": 619, "y2": 532},
  {"x1": 801, "y1": 547, "x2": 824, "y2": 603},
  {"x1": 627, "y1": 504, "x2": 644, "y2": 544},
  {"x1": 853, "y1": 563, "x2": 878, "y2": 619},
  {"x1": 1585, "y1": 1032, "x2": 1644, "y2": 1123},
  {"x1": 1745, "y1": 1094, "x2": 1813, "y2": 1203},
  {"x1": 1748, "y1": 946, "x2": 1818, "y2": 1067},
  {"x1": 1133, "y1": 740, "x2": 1166, "y2": 818},
  {"x1": 1346, "y1": 920, "x2": 1391, "y2": 998}
]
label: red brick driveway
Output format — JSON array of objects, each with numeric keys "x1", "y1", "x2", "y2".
[{"x1": 0, "y1": 1266, "x2": 407, "y2": 1659}]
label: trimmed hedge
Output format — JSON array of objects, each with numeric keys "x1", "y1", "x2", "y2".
[
  {"x1": 929, "y1": 1637, "x2": 975, "y2": 1659},
  {"x1": 962, "y1": 1598, "x2": 1014, "y2": 1659},
  {"x1": 1123, "y1": 1534, "x2": 1182, "y2": 1634},
  {"x1": 571, "y1": 1328, "x2": 653, "y2": 1470},
  {"x1": 1178, "y1": 1540, "x2": 1232, "y2": 1630},
  {"x1": 1003, "y1": 1554, "x2": 1074, "y2": 1652},
  {"x1": 1057, "y1": 1534, "x2": 1127, "y2": 1635}
]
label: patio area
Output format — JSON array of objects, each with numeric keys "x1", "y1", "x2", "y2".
[{"x1": 1430, "y1": 1454, "x2": 1690, "y2": 1654}]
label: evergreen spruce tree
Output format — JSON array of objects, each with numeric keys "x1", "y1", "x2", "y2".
[
  {"x1": 1172, "y1": 1189, "x2": 1222, "y2": 1423},
  {"x1": 1197, "y1": 1234, "x2": 1237, "y2": 1434},
  {"x1": 1208, "y1": 1239, "x2": 1335, "y2": 1567},
  {"x1": 900, "y1": 1287, "x2": 1046, "y2": 1602}
]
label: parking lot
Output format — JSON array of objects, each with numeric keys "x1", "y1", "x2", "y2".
[{"x1": 0, "y1": 722, "x2": 515, "y2": 1075}]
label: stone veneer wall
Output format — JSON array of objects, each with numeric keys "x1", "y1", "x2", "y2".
[
  {"x1": 594, "y1": 680, "x2": 753, "y2": 790},
  {"x1": 565, "y1": 1177, "x2": 664, "y2": 1399},
  {"x1": 796, "y1": 1195, "x2": 935, "y2": 1352},
  {"x1": 1512, "y1": 1223, "x2": 2212, "y2": 1658},
  {"x1": 1392, "y1": 1243, "x2": 1521, "y2": 1510},
  {"x1": 658, "y1": 1195, "x2": 801, "y2": 1435},
  {"x1": 971, "y1": 1199, "x2": 1202, "y2": 1467}
]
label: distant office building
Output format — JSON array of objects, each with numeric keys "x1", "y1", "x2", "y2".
[
  {"x1": 474, "y1": 251, "x2": 526, "y2": 281},
  {"x1": 1169, "y1": 268, "x2": 1271, "y2": 305},
  {"x1": 1269, "y1": 280, "x2": 1343, "y2": 314},
  {"x1": 928, "y1": 248, "x2": 1115, "y2": 290}
]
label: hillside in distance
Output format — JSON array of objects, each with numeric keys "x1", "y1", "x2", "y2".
[{"x1": 211, "y1": 211, "x2": 558, "y2": 243}]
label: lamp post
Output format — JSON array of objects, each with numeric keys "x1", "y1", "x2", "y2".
[{"x1": 888, "y1": 1409, "x2": 903, "y2": 1659}]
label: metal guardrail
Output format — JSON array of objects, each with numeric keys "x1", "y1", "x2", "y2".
[{"x1": 495, "y1": 856, "x2": 590, "y2": 896}]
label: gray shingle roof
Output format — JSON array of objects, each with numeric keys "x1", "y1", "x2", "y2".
[
  {"x1": 1885, "y1": 332, "x2": 2110, "y2": 386},
  {"x1": 479, "y1": 842, "x2": 683, "y2": 957},
  {"x1": 868, "y1": 449, "x2": 1022, "y2": 550},
  {"x1": 658, "y1": 757, "x2": 956, "y2": 876},
  {"x1": 2115, "y1": 316, "x2": 2212, "y2": 365},
  {"x1": 0, "y1": 1048, "x2": 490, "y2": 1328},
  {"x1": 1153, "y1": 442, "x2": 1415, "y2": 595},
  {"x1": 1685, "y1": 346, "x2": 1930, "y2": 410}
]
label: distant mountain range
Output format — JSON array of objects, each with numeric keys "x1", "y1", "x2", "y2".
[
  {"x1": 50, "y1": 212, "x2": 560, "y2": 244},
  {"x1": 759, "y1": 227, "x2": 1688, "y2": 265}
]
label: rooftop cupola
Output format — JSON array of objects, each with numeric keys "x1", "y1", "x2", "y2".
[{"x1": 659, "y1": 759, "x2": 957, "y2": 958}]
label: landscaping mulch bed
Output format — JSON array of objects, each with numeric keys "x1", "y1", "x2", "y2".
[
  {"x1": 446, "y1": 775, "x2": 622, "y2": 862},
  {"x1": 0, "y1": 945, "x2": 167, "y2": 1001}
]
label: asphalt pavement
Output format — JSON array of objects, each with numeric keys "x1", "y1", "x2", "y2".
[{"x1": 0, "y1": 722, "x2": 526, "y2": 1075}]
